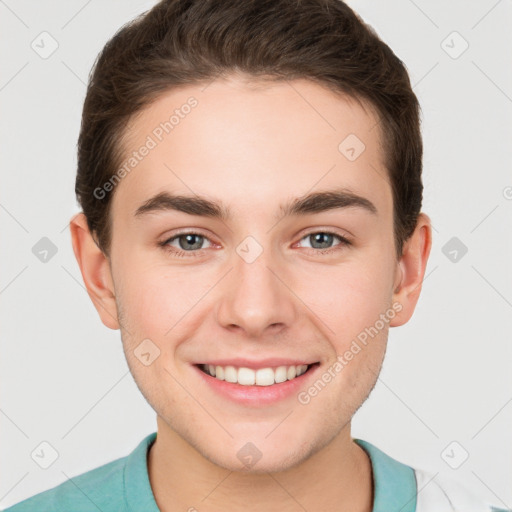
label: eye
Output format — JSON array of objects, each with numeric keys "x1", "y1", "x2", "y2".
[
  {"x1": 159, "y1": 229, "x2": 352, "y2": 258},
  {"x1": 296, "y1": 230, "x2": 351, "y2": 255},
  {"x1": 159, "y1": 231, "x2": 214, "y2": 257}
]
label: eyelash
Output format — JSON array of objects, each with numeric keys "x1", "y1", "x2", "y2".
[{"x1": 158, "y1": 229, "x2": 352, "y2": 258}]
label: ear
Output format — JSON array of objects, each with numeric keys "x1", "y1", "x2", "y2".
[
  {"x1": 390, "y1": 212, "x2": 432, "y2": 327},
  {"x1": 69, "y1": 212, "x2": 120, "y2": 330}
]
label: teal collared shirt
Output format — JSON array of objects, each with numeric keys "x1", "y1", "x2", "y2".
[
  {"x1": 1, "y1": 432, "x2": 506, "y2": 511},
  {"x1": 355, "y1": 439, "x2": 416, "y2": 512}
]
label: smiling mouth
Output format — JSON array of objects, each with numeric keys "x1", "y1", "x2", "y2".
[{"x1": 195, "y1": 362, "x2": 319, "y2": 386}]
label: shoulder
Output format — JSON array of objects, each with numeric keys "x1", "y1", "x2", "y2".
[
  {"x1": 354, "y1": 438, "x2": 509, "y2": 512},
  {"x1": 1, "y1": 456, "x2": 127, "y2": 512},
  {"x1": 414, "y1": 468, "x2": 509, "y2": 512},
  {"x1": 1, "y1": 432, "x2": 158, "y2": 512}
]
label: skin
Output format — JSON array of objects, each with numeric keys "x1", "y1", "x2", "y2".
[{"x1": 70, "y1": 75, "x2": 431, "y2": 512}]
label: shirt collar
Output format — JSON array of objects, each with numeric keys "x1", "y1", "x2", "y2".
[
  {"x1": 124, "y1": 431, "x2": 160, "y2": 511},
  {"x1": 355, "y1": 438, "x2": 417, "y2": 512}
]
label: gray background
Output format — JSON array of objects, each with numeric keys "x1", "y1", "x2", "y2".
[{"x1": 1, "y1": 0, "x2": 511, "y2": 508}]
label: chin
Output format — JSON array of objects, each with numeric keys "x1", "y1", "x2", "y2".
[
  {"x1": 209, "y1": 447, "x2": 309, "y2": 474},
  {"x1": 195, "y1": 433, "x2": 319, "y2": 475}
]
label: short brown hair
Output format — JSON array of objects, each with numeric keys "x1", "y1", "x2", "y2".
[{"x1": 76, "y1": 0, "x2": 423, "y2": 259}]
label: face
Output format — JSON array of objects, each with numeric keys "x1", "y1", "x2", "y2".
[{"x1": 104, "y1": 76, "x2": 403, "y2": 472}]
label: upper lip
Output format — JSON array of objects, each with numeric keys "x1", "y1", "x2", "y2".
[{"x1": 194, "y1": 358, "x2": 318, "y2": 369}]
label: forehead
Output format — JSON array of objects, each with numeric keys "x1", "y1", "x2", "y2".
[{"x1": 112, "y1": 76, "x2": 391, "y2": 223}]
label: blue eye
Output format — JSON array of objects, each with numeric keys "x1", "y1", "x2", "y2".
[
  {"x1": 297, "y1": 231, "x2": 351, "y2": 252},
  {"x1": 159, "y1": 230, "x2": 351, "y2": 258},
  {"x1": 160, "y1": 232, "x2": 213, "y2": 257}
]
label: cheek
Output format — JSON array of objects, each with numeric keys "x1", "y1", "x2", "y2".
[
  {"x1": 116, "y1": 259, "x2": 214, "y2": 342},
  {"x1": 297, "y1": 260, "x2": 394, "y2": 342}
]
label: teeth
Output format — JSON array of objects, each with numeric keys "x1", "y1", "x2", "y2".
[
  {"x1": 224, "y1": 366, "x2": 237, "y2": 383},
  {"x1": 256, "y1": 368, "x2": 274, "y2": 386},
  {"x1": 201, "y1": 364, "x2": 311, "y2": 386},
  {"x1": 275, "y1": 366, "x2": 288, "y2": 383},
  {"x1": 238, "y1": 367, "x2": 255, "y2": 385}
]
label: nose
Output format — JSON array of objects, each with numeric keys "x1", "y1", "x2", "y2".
[{"x1": 215, "y1": 245, "x2": 297, "y2": 339}]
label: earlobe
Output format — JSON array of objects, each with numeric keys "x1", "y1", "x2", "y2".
[
  {"x1": 390, "y1": 213, "x2": 432, "y2": 327},
  {"x1": 69, "y1": 212, "x2": 120, "y2": 330}
]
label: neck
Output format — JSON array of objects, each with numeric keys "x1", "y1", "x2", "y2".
[{"x1": 148, "y1": 418, "x2": 374, "y2": 512}]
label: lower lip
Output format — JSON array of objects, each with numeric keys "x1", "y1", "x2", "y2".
[{"x1": 193, "y1": 363, "x2": 321, "y2": 407}]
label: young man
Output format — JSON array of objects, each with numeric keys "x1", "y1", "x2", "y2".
[{"x1": 3, "y1": 1, "x2": 507, "y2": 511}]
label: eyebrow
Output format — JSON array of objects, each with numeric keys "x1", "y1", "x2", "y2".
[{"x1": 134, "y1": 187, "x2": 378, "y2": 222}]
